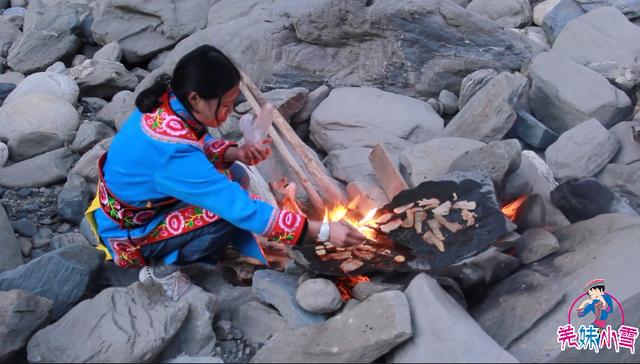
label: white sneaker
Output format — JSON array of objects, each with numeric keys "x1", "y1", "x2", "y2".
[{"x1": 139, "y1": 265, "x2": 191, "y2": 301}]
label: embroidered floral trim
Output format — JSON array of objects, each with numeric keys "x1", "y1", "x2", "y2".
[
  {"x1": 108, "y1": 239, "x2": 147, "y2": 268},
  {"x1": 141, "y1": 106, "x2": 203, "y2": 147},
  {"x1": 264, "y1": 209, "x2": 306, "y2": 246},
  {"x1": 98, "y1": 180, "x2": 161, "y2": 228},
  {"x1": 204, "y1": 139, "x2": 237, "y2": 170}
]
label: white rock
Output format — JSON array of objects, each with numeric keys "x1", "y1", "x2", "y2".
[{"x1": 4, "y1": 72, "x2": 79, "y2": 106}]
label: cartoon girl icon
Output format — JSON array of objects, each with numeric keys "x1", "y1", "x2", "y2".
[{"x1": 577, "y1": 279, "x2": 614, "y2": 332}]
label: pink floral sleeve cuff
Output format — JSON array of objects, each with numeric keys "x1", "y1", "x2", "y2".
[
  {"x1": 263, "y1": 209, "x2": 307, "y2": 246},
  {"x1": 203, "y1": 139, "x2": 237, "y2": 170}
]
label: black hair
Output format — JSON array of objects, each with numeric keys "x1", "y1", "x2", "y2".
[
  {"x1": 588, "y1": 285, "x2": 605, "y2": 293},
  {"x1": 135, "y1": 45, "x2": 241, "y2": 117}
]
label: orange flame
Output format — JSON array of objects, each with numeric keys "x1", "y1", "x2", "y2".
[
  {"x1": 323, "y1": 200, "x2": 378, "y2": 241},
  {"x1": 336, "y1": 275, "x2": 370, "y2": 301},
  {"x1": 501, "y1": 195, "x2": 528, "y2": 222}
]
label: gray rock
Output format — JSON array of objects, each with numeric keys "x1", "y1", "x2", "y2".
[
  {"x1": 79, "y1": 217, "x2": 98, "y2": 247},
  {"x1": 252, "y1": 270, "x2": 324, "y2": 328},
  {"x1": 57, "y1": 174, "x2": 92, "y2": 225},
  {"x1": 252, "y1": 291, "x2": 412, "y2": 363},
  {"x1": 399, "y1": 137, "x2": 485, "y2": 187},
  {"x1": 541, "y1": 0, "x2": 585, "y2": 42},
  {"x1": 148, "y1": 50, "x2": 171, "y2": 72},
  {"x1": 80, "y1": 97, "x2": 109, "y2": 115},
  {"x1": 18, "y1": 237, "x2": 32, "y2": 257},
  {"x1": 295, "y1": 278, "x2": 342, "y2": 314},
  {"x1": 458, "y1": 69, "x2": 498, "y2": 109},
  {"x1": 163, "y1": 357, "x2": 224, "y2": 364},
  {"x1": 514, "y1": 228, "x2": 560, "y2": 264},
  {"x1": 131, "y1": 67, "x2": 150, "y2": 82},
  {"x1": 31, "y1": 228, "x2": 52, "y2": 249},
  {"x1": 237, "y1": 87, "x2": 309, "y2": 120},
  {"x1": 93, "y1": 41, "x2": 122, "y2": 62},
  {"x1": 0, "y1": 71, "x2": 25, "y2": 85},
  {"x1": 7, "y1": 131, "x2": 66, "y2": 163},
  {"x1": 71, "y1": 55, "x2": 87, "y2": 67},
  {"x1": 0, "y1": 142, "x2": 7, "y2": 168},
  {"x1": 50, "y1": 232, "x2": 90, "y2": 250},
  {"x1": 511, "y1": 26, "x2": 551, "y2": 50},
  {"x1": 215, "y1": 286, "x2": 257, "y2": 322},
  {"x1": 0, "y1": 245, "x2": 103, "y2": 318},
  {"x1": 0, "y1": 290, "x2": 52, "y2": 362},
  {"x1": 323, "y1": 147, "x2": 377, "y2": 184},
  {"x1": 508, "y1": 214, "x2": 640, "y2": 361},
  {"x1": 27, "y1": 282, "x2": 188, "y2": 363},
  {"x1": 233, "y1": 301, "x2": 290, "y2": 346},
  {"x1": 3, "y1": 72, "x2": 79, "y2": 106},
  {"x1": 95, "y1": 90, "x2": 134, "y2": 130},
  {"x1": 69, "y1": 59, "x2": 139, "y2": 99},
  {"x1": 553, "y1": 7, "x2": 640, "y2": 74},
  {"x1": 597, "y1": 162, "x2": 640, "y2": 199},
  {"x1": 160, "y1": 285, "x2": 217, "y2": 360},
  {"x1": 45, "y1": 61, "x2": 66, "y2": 74},
  {"x1": 0, "y1": 205, "x2": 22, "y2": 272},
  {"x1": 443, "y1": 72, "x2": 528, "y2": 143},
  {"x1": 70, "y1": 121, "x2": 115, "y2": 154},
  {"x1": 575, "y1": 0, "x2": 640, "y2": 19},
  {"x1": 91, "y1": 0, "x2": 216, "y2": 63},
  {"x1": 7, "y1": 0, "x2": 82, "y2": 74},
  {"x1": 0, "y1": 147, "x2": 75, "y2": 188},
  {"x1": 311, "y1": 87, "x2": 444, "y2": 154},
  {"x1": 507, "y1": 110, "x2": 558, "y2": 149},
  {"x1": 471, "y1": 269, "x2": 564, "y2": 348},
  {"x1": 545, "y1": 119, "x2": 619, "y2": 182},
  {"x1": 533, "y1": 0, "x2": 561, "y2": 26},
  {"x1": 346, "y1": 179, "x2": 390, "y2": 216},
  {"x1": 437, "y1": 89, "x2": 458, "y2": 116},
  {"x1": 448, "y1": 139, "x2": 522, "y2": 187},
  {"x1": 70, "y1": 138, "x2": 112, "y2": 184},
  {"x1": 11, "y1": 218, "x2": 37, "y2": 237},
  {"x1": 467, "y1": 0, "x2": 532, "y2": 28},
  {"x1": 0, "y1": 94, "x2": 79, "y2": 145},
  {"x1": 0, "y1": 16, "x2": 21, "y2": 54},
  {"x1": 292, "y1": 85, "x2": 330, "y2": 124},
  {"x1": 529, "y1": 51, "x2": 632, "y2": 134},
  {"x1": 351, "y1": 281, "x2": 404, "y2": 301},
  {"x1": 609, "y1": 121, "x2": 640, "y2": 165},
  {"x1": 586, "y1": 61, "x2": 640, "y2": 93},
  {"x1": 462, "y1": 248, "x2": 522, "y2": 286},
  {"x1": 503, "y1": 150, "x2": 570, "y2": 227},
  {"x1": 388, "y1": 274, "x2": 517, "y2": 363}
]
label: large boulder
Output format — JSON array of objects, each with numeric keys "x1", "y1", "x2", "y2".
[
  {"x1": 0, "y1": 147, "x2": 76, "y2": 188},
  {"x1": 0, "y1": 245, "x2": 103, "y2": 318},
  {"x1": 545, "y1": 118, "x2": 619, "y2": 182},
  {"x1": 93, "y1": 41, "x2": 122, "y2": 62},
  {"x1": 388, "y1": 274, "x2": 517, "y2": 363},
  {"x1": 0, "y1": 205, "x2": 22, "y2": 273},
  {"x1": 27, "y1": 282, "x2": 188, "y2": 363},
  {"x1": 399, "y1": 137, "x2": 485, "y2": 187},
  {"x1": 71, "y1": 138, "x2": 112, "y2": 184},
  {"x1": 69, "y1": 59, "x2": 139, "y2": 99},
  {"x1": 4, "y1": 72, "x2": 79, "y2": 106},
  {"x1": 310, "y1": 87, "x2": 444, "y2": 154},
  {"x1": 466, "y1": 0, "x2": 532, "y2": 28},
  {"x1": 0, "y1": 19, "x2": 21, "y2": 57},
  {"x1": 574, "y1": 0, "x2": 640, "y2": 19},
  {"x1": 448, "y1": 139, "x2": 522, "y2": 187},
  {"x1": 96, "y1": 90, "x2": 135, "y2": 130},
  {"x1": 609, "y1": 122, "x2": 640, "y2": 165},
  {"x1": 323, "y1": 147, "x2": 377, "y2": 184},
  {"x1": 507, "y1": 214, "x2": 640, "y2": 362},
  {"x1": 541, "y1": 0, "x2": 586, "y2": 43},
  {"x1": 232, "y1": 301, "x2": 290, "y2": 346},
  {"x1": 443, "y1": 72, "x2": 528, "y2": 143},
  {"x1": 529, "y1": 51, "x2": 632, "y2": 134},
  {"x1": 458, "y1": 68, "x2": 498, "y2": 109},
  {"x1": 138, "y1": 0, "x2": 534, "y2": 101},
  {"x1": 70, "y1": 121, "x2": 115, "y2": 154},
  {"x1": 90, "y1": 0, "x2": 216, "y2": 63},
  {"x1": 252, "y1": 291, "x2": 412, "y2": 363},
  {"x1": 0, "y1": 94, "x2": 79, "y2": 144},
  {"x1": 7, "y1": 131, "x2": 65, "y2": 162},
  {"x1": 7, "y1": 0, "x2": 83, "y2": 74},
  {"x1": 553, "y1": 7, "x2": 640, "y2": 75},
  {"x1": 0, "y1": 290, "x2": 52, "y2": 362}
]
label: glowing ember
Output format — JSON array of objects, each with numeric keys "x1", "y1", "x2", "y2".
[
  {"x1": 336, "y1": 275, "x2": 370, "y2": 301},
  {"x1": 501, "y1": 195, "x2": 528, "y2": 222}
]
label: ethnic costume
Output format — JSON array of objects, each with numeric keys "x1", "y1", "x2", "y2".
[
  {"x1": 578, "y1": 279, "x2": 614, "y2": 329},
  {"x1": 85, "y1": 91, "x2": 307, "y2": 269}
]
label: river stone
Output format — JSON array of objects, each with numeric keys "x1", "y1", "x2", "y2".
[
  {"x1": 310, "y1": 87, "x2": 444, "y2": 154},
  {"x1": 252, "y1": 291, "x2": 412, "y2": 363},
  {"x1": 295, "y1": 278, "x2": 342, "y2": 314},
  {"x1": 6, "y1": 131, "x2": 66, "y2": 162},
  {"x1": 514, "y1": 228, "x2": 560, "y2": 264},
  {"x1": 399, "y1": 137, "x2": 485, "y2": 187},
  {"x1": 545, "y1": 119, "x2": 619, "y2": 182},
  {"x1": 0, "y1": 245, "x2": 103, "y2": 318},
  {"x1": 443, "y1": 72, "x2": 528, "y2": 143},
  {"x1": 27, "y1": 282, "x2": 189, "y2": 363},
  {"x1": 69, "y1": 59, "x2": 139, "y2": 99},
  {"x1": 0, "y1": 205, "x2": 22, "y2": 273},
  {"x1": 466, "y1": 0, "x2": 532, "y2": 28},
  {"x1": 4, "y1": 72, "x2": 79, "y2": 106},
  {"x1": 0, "y1": 148, "x2": 75, "y2": 188},
  {"x1": 0, "y1": 290, "x2": 52, "y2": 362}
]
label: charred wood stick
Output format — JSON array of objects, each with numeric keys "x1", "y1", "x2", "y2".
[
  {"x1": 239, "y1": 81, "x2": 326, "y2": 214},
  {"x1": 240, "y1": 71, "x2": 347, "y2": 206}
]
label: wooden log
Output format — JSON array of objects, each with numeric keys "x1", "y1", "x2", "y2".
[
  {"x1": 240, "y1": 71, "x2": 348, "y2": 206},
  {"x1": 239, "y1": 81, "x2": 326, "y2": 215},
  {"x1": 369, "y1": 143, "x2": 409, "y2": 200}
]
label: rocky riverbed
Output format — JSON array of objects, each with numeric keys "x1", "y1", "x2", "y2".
[{"x1": 1, "y1": 0, "x2": 640, "y2": 363}]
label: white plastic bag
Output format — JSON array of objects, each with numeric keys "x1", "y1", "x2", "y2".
[{"x1": 240, "y1": 103, "x2": 275, "y2": 145}]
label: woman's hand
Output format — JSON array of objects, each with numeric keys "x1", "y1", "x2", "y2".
[
  {"x1": 329, "y1": 221, "x2": 367, "y2": 248},
  {"x1": 227, "y1": 139, "x2": 272, "y2": 166}
]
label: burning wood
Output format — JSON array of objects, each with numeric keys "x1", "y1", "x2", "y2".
[
  {"x1": 340, "y1": 259, "x2": 364, "y2": 273},
  {"x1": 501, "y1": 195, "x2": 528, "y2": 222},
  {"x1": 422, "y1": 230, "x2": 445, "y2": 252}
]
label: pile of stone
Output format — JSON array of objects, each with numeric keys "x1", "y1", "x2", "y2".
[{"x1": 1, "y1": 0, "x2": 640, "y2": 363}]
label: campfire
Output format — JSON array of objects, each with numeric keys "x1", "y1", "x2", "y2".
[
  {"x1": 336, "y1": 275, "x2": 370, "y2": 301},
  {"x1": 501, "y1": 195, "x2": 528, "y2": 222}
]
